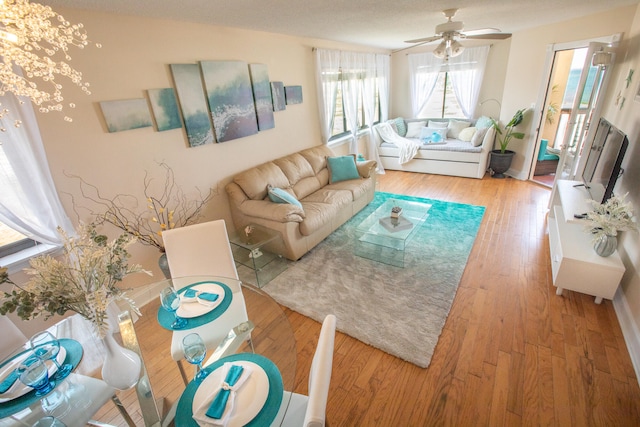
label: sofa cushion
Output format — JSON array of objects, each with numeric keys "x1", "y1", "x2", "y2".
[
  {"x1": 268, "y1": 185, "x2": 303, "y2": 208},
  {"x1": 428, "y1": 120, "x2": 449, "y2": 129},
  {"x1": 405, "y1": 121, "x2": 427, "y2": 138},
  {"x1": 273, "y1": 153, "x2": 315, "y2": 187},
  {"x1": 448, "y1": 119, "x2": 471, "y2": 139},
  {"x1": 471, "y1": 127, "x2": 488, "y2": 147},
  {"x1": 233, "y1": 162, "x2": 290, "y2": 200},
  {"x1": 475, "y1": 116, "x2": 493, "y2": 129},
  {"x1": 394, "y1": 117, "x2": 407, "y2": 137},
  {"x1": 458, "y1": 127, "x2": 477, "y2": 142},
  {"x1": 326, "y1": 178, "x2": 372, "y2": 201},
  {"x1": 298, "y1": 202, "x2": 339, "y2": 236},
  {"x1": 420, "y1": 127, "x2": 447, "y2": 143},
  {"x1": 327, "y1": 155, "x2": 360, "y2": 184}
]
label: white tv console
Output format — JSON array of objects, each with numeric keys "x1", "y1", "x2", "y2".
[{"x1": 548, "y1": 180, "x2": 625, "y2": 304}]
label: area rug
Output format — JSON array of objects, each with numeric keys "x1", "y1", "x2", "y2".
[{"x1": 261, "y1": 191, "x2": 485, "y2": 368}]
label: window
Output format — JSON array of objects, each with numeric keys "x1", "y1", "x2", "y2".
[
  {"x1": 418, "y1": 72, "x2": 464, "y2": 118},
  {"x1": 0, "y1": 221, "x2": 36, "y2": 257},
  {"x1": 329, "y1": 72, "x2": 381, "y2": 139}
]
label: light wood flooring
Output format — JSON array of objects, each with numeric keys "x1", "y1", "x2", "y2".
[{"x1": 93, "y1": 171, "x2": 640, "y2": 426}]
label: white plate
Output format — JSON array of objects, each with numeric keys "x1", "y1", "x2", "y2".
[
  {"x1": 177, "y1": 283, "x2": 225, "y2": 319},
  {"x1": 192, "y1": 361, "x2": 269, "y2": 427},
  {"x1": 0, "y1": 347, "x2": 66, "y2": 403}
]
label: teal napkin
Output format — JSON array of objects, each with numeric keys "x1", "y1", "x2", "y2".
[
  {"x1": 198, "y1": 293, "x2": 219, "y2": 303},
  {"x1": 183, "y1": 289, "x2": 199, "y2": 299},
  {"x1": 205, "y1": 365, "x2": 244, "y2": 419}
]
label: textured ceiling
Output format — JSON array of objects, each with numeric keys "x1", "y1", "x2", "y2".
[{"x1": 40, "y1": 0, "x2": 640, "y2": 50}]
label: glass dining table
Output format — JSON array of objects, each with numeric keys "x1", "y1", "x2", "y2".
[
  {"x1": 121, "y1": 275, "x2": 298, "y2": 427},
  {"x1": 0, "y1": 276, "x2": 297, "y2": 427}
]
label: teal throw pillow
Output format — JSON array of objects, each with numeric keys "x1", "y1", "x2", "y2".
[
  {"x1": 475, "y1": 116, "x2": 493, "y2": 129},
  {"x1": 327, "y1": 155, "x2": 360, "y2": 184},
  {"x1": 394, "y1": 117, "x2": 407, "y2": 137},
  {"x1": 268, "y1": 185, "x2": 302, "y2": 208}
]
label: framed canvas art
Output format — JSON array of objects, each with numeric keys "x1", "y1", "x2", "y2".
[
  {"x1": 147, "y1": 88, "x2": 182, "y2": 132},
  {"x1": 200, "y1": 60, "x2": 258, "y2": 142},
  {"x1": 99, "y1": 99, "x2": 152, "y2": 133},
  {"x1": 249, "y1": 63, "x2": 275, "y2": 131},
  {"x1": 170, "y1": 63, "x2": 215, "y2": 147},
  {"x1": 271, "y1": 81, "x2": 286, "y2": 111},
  {"x1": 284, "y1": 85, "x2": 303, "y2": 105}
]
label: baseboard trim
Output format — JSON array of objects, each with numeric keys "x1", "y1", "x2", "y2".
[{"x1": 613, "y1": 288, "x2": 640, "y2": 386}]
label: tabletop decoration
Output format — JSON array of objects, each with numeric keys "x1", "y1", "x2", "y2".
[
  {"x1": 584, "y1": 193, "x2": 638, "y2": 257},
  {"x1": 0, "y1": 223, "x2": 150, "y2": 338},
  {"x1": 157, "y1": 282, "x2": 233, "y2": 331},
  {"x1": 176, "y1": 353, "x2": 283, "y2": 427},
  {"x1": 67, "y1": 162, "x2": 216, "y2": 278},
  {"x1": 203, "y1": 363, "x2": 252, "y2": 422},
  {"x1": 0, "y1": 339, "x2": 83, "y2": 419}
]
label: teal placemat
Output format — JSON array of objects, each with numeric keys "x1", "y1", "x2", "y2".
[
  {"x1": 157, "y1": 281, "x2": 233, "y2": 331},
  {"x1": 0, "y1": 338, "x2": 84, "y2": 419},
  {"x1": 175, "y1": 353, "x2": 284, "y2": 427}
]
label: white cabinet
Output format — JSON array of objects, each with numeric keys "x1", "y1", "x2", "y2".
[{"x1": 548, "y1": 180, "x2": 625, "y2": 304}]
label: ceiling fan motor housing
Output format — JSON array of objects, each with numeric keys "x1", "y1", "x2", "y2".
[{"x1": 436, "y1": 20, "x2": 463, "y2": 35}]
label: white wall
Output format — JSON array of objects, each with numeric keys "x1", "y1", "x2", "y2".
[
  {"x1": 498, "y1": 5, "x2": 637, "y2": 178},
  {"x1": 27, "y1": 8, "x2": 386, "y2": 291},
  {"x1": 596, "y1": 4, "x2": 640, "y2": 377}
]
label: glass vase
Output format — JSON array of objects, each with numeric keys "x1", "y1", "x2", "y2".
[{"x1": 593, "y1": 234, "x2": 617, "y2": 257}]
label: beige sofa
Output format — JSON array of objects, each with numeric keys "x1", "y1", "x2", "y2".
[{"x1": 225, "y1": 145, "x2": 377, "y2": 261}]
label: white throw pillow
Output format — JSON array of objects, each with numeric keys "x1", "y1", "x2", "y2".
[
  {"x1": 448, "y1": 120, "x2": 471, "y2": 139},
  {"x1": 405, "y1": 121, "x2": 427, "y2": 138},
  {"x1": 458, "y1": 127, "x2": 477, "y2": 142},
  {"x1": 471, "y1": 127, "x2": 488, "y2": 147},
  {"x1": 386, "y1": 119, "x2": 398, "y2": 134},
  {"x1": 428, "y1": 120, "x2": 449, "y2": 129}
]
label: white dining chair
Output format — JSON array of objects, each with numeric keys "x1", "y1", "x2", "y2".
[
  {"x1": 0, "y1": 315, "x2": 28, "y2": 361},
  {"x1": 162, "y1": 219, "x2": 251, "y2": 384},
  {"x1": 277, "y1": 314, "x2": 336, "y2": 427}
]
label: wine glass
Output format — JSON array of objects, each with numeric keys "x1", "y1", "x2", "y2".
[
  {"x1": 182, "y1": 333, "x2": 207, "y2": 382},
  {"x1": 160, "y1": 286, "x2": 187, "y2": 329},
  {"x1": 19, "y1": 355, "x2": 55, "y2": 396},
  {"x1": 29, "y1": 331, "x2": 72, "y2": 380}
]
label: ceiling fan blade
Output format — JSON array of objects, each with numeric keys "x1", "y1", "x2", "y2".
[
  {"x1": 404, "y1": 35, "x2": 442, "y2": 44},
  {"x1": 463, "y1": 28, "x2": 502, "y2": 36},
  {"x1": 392, "y1": 40, "x2": 434, "y2": 54},
  {"x1": 464, "y1": 33, "x2": 512, "y2": 40}
]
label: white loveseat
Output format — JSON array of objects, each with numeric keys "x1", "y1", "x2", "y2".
[{"x1": 373, "y1": 118, "x2": 496, "y2": 179}]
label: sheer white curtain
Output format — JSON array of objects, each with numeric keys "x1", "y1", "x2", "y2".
[
  {"x1": 314, "y1": 49, "x2": 341, "y2": 144},
  {"x1": 361, "y1": 53, "x2": 384, "y2": 171},
  {"x1": 448, "y1": 46, "x2": 490, "y2": 119},
  {"x1": 0, "y1": 93, "x2": 74, "y2": 245},
  {"x1": 372, "y1": 54, "x2": 389, "y2": 173},
  {"x1": 340, "y1": 51, "x2": 363, "y2": 154},
  {"x1": 408, "y1": 53, "x2": 443, "y2": 117}
]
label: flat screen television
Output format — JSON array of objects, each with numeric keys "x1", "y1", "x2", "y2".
[{"x1": 581, "y1": 117, "x2": 628, "y2": 204}]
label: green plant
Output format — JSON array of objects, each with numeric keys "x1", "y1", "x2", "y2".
[
  {"x1": 491, "y1": 109, "x2": 527, "y2": 153},
  {"x1": 0, "y1": 223, "x2": 151, "y2": 337}
]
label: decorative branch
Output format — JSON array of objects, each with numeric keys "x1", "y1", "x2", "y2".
[{"x1": 65, "y1": 162, "x2": 217, "y2": 252}]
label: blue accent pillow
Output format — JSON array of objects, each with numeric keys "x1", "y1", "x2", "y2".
[
  {"x1": 394, "y1": 117, "x2": 407, "y2": 137},
  {"x1": 475, "y1": 116, "x2": 493, "y2": 129},
  {"x1": 327, "y1": 155, "x2": 360, "y2": 184},
  {"x1": 268, "y1": 186, "x2": 302, "y2": 208}
]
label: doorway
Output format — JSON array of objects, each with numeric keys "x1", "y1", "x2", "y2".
[{"x1": 529, "y1": 36, "x2": 619, "y2": 188}]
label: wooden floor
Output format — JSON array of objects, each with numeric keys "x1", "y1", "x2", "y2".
[{"x1": 94, "y1": 171, "x2": 640, "y2": 426}]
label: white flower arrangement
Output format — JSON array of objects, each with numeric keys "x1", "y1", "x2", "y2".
[
  {"x1": 584, "y1": 193, "x2": 638, "y2": 242},
  {"x1": 0, "y1": 224, "x2": 152, "y2": 337}
]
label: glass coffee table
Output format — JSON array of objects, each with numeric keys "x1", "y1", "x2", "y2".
[
  {"x1": 355, "y1": 198, "x2": 431, "y2": 267},
  {"x1": 228, "y1": 223, "x2": 287, "y2": 288}
]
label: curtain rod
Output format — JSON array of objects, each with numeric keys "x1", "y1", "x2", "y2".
[{"x1": 311, "y1": 47, "x2": 391, "y2": 56}]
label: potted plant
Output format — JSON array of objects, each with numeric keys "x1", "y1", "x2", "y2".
[{"x1": 489, "y1": 108, "x2": 527, "y2": 178}]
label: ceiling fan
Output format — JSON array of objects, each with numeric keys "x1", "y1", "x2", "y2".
[{"x1": 396, "y1": 8, "x2": 512, "y2": 58}]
